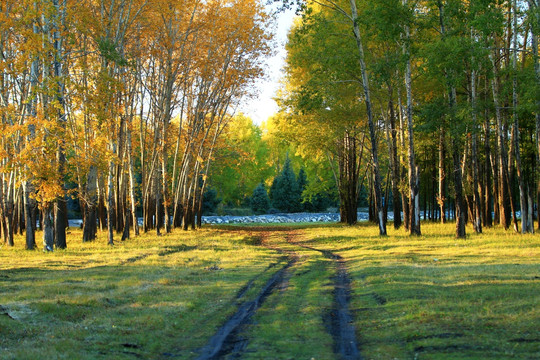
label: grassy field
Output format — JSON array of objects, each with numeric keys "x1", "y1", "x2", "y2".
[{"x1": 0, "y1": 222, "x2": 538, "y2": 359}]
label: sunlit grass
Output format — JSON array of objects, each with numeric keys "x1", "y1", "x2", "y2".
[
  {"x1": 0, "y1": 228, "x2": 282, "y2": 359},
  {"x1": 240, "y1": 231, "x2": 335, "y2": 359},
  {"x1": 1, "y1": 222, "x2": 538, "y2": 359},
  {"x1": 297, "y1": 222, "x2": 540, "y2": 359}
]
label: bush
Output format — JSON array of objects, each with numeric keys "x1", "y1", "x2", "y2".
[
  {"x1": 224, "y1": 208, "x2": 254, "y2": 216},
  {"x1": 303, "y1": 192, "x2": 332, "y2": 212}
]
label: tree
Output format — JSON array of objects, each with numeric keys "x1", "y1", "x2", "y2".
[
  {"x1": 209, "y1": 114, "x2": 273, "y2": 205},
  {"x1": 297, "y1": 168, "x2": 308, "y2": 211},
  {"x1": 281, "y1": 4, "x2": 367, "y2": 224},
  {"x1": 270, "y1": 157, "x2": 301, "y2": 212},
  {"x1": 347, "y1": 0, "x2": 387, "y2": 235},
  {"x1": 0, "y1": 0, "x2": 274, "y2": 248},
  {"x1": 251, "y1": 182, "x2": 270, "y2": 214},
  {"x1": 202, "y1": 188, "x2": 221, "y2": 215}
]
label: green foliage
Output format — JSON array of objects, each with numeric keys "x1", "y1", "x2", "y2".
[
  {"x1": 294, "y1": 167, "x2": 333, "y2": 212},
  {"x1": 97, "y1": 38, "x2": 129, "y2": 67},
  {"x1": 270, "y1": 157, "x2": 301, "y2": 213},
  {"x1": 250, "y1": 182, "x2": 270, "y2": 214},
  {"x1": 296, "y1": 167, "x2": 308, "y2": 210},
  {"x1": 209, "y1": 114, "x2": 273, "y2": 206},
  {"x1": 202, "y1": 188, "x2": 221, "y2": 215}
]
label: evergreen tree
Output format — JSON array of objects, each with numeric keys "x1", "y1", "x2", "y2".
[
  {"x1": 251, "y1": 182, "x2": 270, "y2": 214},
  {"x1": 202, "y1": 188, "x2": 221, "y2": 215},
  {"x1": 270, "y1": 157, "x2": 301, "y2": 212}
]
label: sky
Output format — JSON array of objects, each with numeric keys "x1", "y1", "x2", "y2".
[{"x1": 237, "y1": 8, "x2": 297, "y2": 125}]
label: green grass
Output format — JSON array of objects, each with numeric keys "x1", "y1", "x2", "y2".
[
  {"x1": 296, "y1": 222, "x2": 540, "y2": 359},
  {"x1": 1, "y1": 222, "x2": 539, "y2": 359},
  {"x1": 239, "y1": 231, "x2": 335, "y2": 359},
  {"x1": 0, "y1": 228, "x2": 282, "y2": 359}
]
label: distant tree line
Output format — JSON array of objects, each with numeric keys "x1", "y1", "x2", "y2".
[
  {"x1": 205, "y1": 155, "x2": 333, "y2": 215},
  {"x1": 206, "y1": 113, "x2": 338, "y2": 215}
]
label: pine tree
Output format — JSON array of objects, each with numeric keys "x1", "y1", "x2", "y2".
[
  {"x1": 202, "y1": 188, "x2": 221, "y2": 215},
  {"x1": 270, "y1": 157, "x2": 301, "y2": 213},
  {"x1": 251, "y1": 182, "x2": 270, "y2": 214}
]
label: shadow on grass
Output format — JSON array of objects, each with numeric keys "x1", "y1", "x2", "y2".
[{"x1": 347, "y1": 263, "x2": 540, "y2": 358}]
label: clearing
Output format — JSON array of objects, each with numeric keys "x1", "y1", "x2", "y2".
[{"x1": 0, "y1": 223, "x2": 539, "y2": 359}]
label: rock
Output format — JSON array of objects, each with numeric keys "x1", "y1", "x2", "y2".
[{"x1": 197, "y1": 211, "x2": 406, "y2": 225}]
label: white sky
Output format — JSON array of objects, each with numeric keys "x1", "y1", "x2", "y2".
[{"x1": 238, "y1": 8, "x2": 297, "y2": 125}]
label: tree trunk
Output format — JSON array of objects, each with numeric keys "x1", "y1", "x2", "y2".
[
  {"x1": 127, "y1": 128, "x2": 139, "y2": 236},
  {"x1": 1, "y1": 174, "x2": 15, "y2": 246},
  {"x1": 53, "y1": 0, "x2": 67, "y2": 250},
  {"x1": 483, "y1": 106, "x2": 493, "y2": 227},
  {"x1": 43, "y1": 205, "x2": 54, "y2": 251},
  {"x1": 512, "y1": 0, "x2": 528, "y2": 232},
  {"x1": 397, "y1": 85, "x2": 410, "y2": 229},
  {"x1": 387, "y1": 85, "x2": 402, "y2": 229},
  {"x1": 438, "y1": 127, "x2": 447, "y2": 223},
  {"x1": 83, "y1": 165, "x2": 98, "y2": 242},
  {"x1": 471, "y1": 64, "x2": 482, "y2": 233},
  {"x1": 451, "y1": 138, "x2": 467, "y2": 238},
  {"x1": 156, "y1": 168, "x2": 162, "y2": 236},
  {"x1": 98, "y1": 180, "x2": 107, "y2": 231},
  {"x1": 54, "y1": 200, "x2": 67, "y2": 249},
  {"x1": 107, "y1": 156, "x2": 115, "y2": 246},
  {"x1": 490, "y1": 52, "x2": 512, "y2": 229},
  {"x1": 507, "y1": 112, "x2": 520, "y2": 232},
  {"x1": 161, "y1": 153, "x2": 170, "y2": 233},
  {"x1": 338, "y1": 133, "x2": 359, "y2": 225},
  {"x1": 438, "y1": 1, "x2": 465, "y2": 238},
  {"x1": 24, "y1": 6, "x2": 40, "y2": 250},
  {"x1": 349, "y1": 0, "x2": 386, "y2": 235},
  {"x1": 530, "y1": 0, "x2": 540, "y2": 230},
  {"x1": 122, "y1": 208, "x2": 131, "y2": 241},
  {"x1": 24, "y1": 181, "x2": 35, "y2": 250},
  {"x1": 404, "y1": 24, "x2": 420, "y2": 235}
]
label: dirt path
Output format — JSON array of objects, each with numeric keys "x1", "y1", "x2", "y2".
[
  {"x1": 195, "y1": 230, "x2": 298, "y2": 360},
  {"x1": 196, "y1": 228, "x2": 361, "y2": 360},
  {"x1": 286, "y1": 236, "x2": 362, "y2": 360}
]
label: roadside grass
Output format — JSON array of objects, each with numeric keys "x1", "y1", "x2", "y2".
[
  {"x1": 0, "y1": 228, "x2": 283, "y2": 359},
  {"x1": 1, "y1": 222, "x2": 538, "y2": 359},
  {"x1": 297, "y1": 222, "x2": 540, "y2": 359}
]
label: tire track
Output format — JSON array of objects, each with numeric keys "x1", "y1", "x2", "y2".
[
  {"x1": 286, "y1": 234, "x2": 362, "y2": 360},
  {"x1": 195, "y1": 231, "x2": 298, "y2": 360}
]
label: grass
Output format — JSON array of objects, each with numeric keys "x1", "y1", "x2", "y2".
[
  {"x1": 0, "y1": 228, "x2": 282, "y2": 359},
  {"x1": 295, "y1": 222, "x2": 540, "y2": 359},
  {"x1": 0, "y1": 222, "x2": 539, "y2": 359},
  {"x1": 239, "y1": 230, "x2": 335, "y2": 359}
]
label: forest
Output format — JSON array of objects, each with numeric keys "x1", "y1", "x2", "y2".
[
  {"x1": 1, "y1": 1, "x2": 539, "y2": 359},
  {"x1": 0, "y1": 0, "x2": 273, "y2": 249},
  {"x1": 1, "y1": 0, "x2": 540, "y2": 251},
  {"x1": 278, "y1": 0, "x2": 540, "y2": 238}
]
